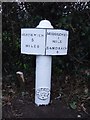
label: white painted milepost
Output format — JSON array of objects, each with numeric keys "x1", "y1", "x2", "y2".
[
  {"x1": 21, "y1": 20, "x2": 69, "y2": 106},
  {"x1": 35, "y1": 20, "x2": 53, "y2": 106}
]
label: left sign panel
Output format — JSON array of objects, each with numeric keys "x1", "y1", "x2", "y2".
[{"x1": 21, "y1": 28, "x2": 45, "y2": 55}]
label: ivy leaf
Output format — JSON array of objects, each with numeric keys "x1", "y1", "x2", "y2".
[
  {"x1": 23, "y1": 64, "x2": 27, "y2": 69},
  {"x1": 69, "y1": 101, "x2": 77, "y2": 109}
]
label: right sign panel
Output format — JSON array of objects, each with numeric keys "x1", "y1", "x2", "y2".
[{"x1": 46, "y1": 29, "x2": 69, "y2": 55}]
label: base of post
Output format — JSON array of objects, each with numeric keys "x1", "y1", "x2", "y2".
[{"x1": 35, "y1": 103, "x2": 49, "y2": 106}]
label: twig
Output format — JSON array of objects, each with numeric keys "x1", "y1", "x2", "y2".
[
  {"x1": 68, "y1": 53, "x2": 83, "y2": 64},
  {"x1": 80, "y1": 53, "x2": 88, "y2": 61}
]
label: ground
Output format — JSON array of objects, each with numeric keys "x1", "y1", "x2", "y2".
[
  {"x1": 2, "y1": 74, "x2": 90, "y2": 119},
  {"x1": 2, "y1": 93, "x2": 89, "y2": 119}
]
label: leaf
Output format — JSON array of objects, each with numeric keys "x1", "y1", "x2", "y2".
[
  {"x1": 23, "y1": 64, "x2": 27, "y2": 69},
  {"x1": 69, "y1": 101, "x2": 77, "y2": 109}
]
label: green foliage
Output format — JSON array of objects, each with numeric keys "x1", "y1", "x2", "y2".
[
  {"x1": 69, "y1": 101, "x2": 77, "y2": 109},
  {"x1": 2, "y1": 2, "x2": 90, "y2": 108}
]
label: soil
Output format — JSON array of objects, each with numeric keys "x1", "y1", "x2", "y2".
[
  {"x1": 2, "y1": 94, "x2": 89, "y2": 119},
  {"x1": 2, "y1": 75, "x2": 90, "y2": 119}
]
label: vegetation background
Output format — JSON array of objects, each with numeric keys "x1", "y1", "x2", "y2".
[{"x1": 2, "y1": 2, "x2": 90, "y2": 115}]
